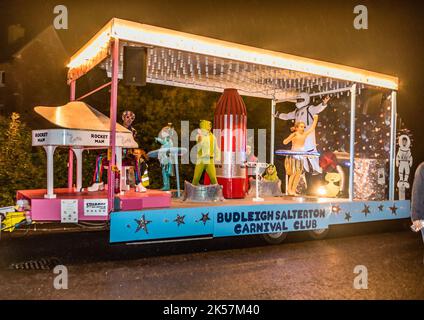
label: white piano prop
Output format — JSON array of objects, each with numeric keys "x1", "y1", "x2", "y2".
[
  {"x1": 32, "y1": 101, "x2": 138, "y2": 198},
  {"x1": 22, "y1": 102, "x2": 171, "y2": 223}
]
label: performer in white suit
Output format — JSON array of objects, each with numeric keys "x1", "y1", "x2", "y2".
[{"x1": 274, "y1": 92, "x2": 330, "y2": 173}]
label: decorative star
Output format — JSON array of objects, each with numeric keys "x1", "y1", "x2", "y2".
[
  {"x1": 331, "y1": 204, "x2": 341, "y2": 214},
  {"x1": 197, "y1": 213, "x2": 210, "y2": 225},
  {"x1": 174, "y1": 214, "x2": 185, "y2": 226},
  {"x1": 134, "y1": 215, "x2": 151, "y2": 234},
  {"x1": 389, "y1": 204, "x2": 398, "y2": 215},
  {"x1": 378, "y1": 204, "x2": 384, "y2": 212},
  {"x1": 344, "y1": 212, "x2": 352, "y2": 222},
  {"x1": 362, "y1": 204, "x2": 371, "y2": 216}
]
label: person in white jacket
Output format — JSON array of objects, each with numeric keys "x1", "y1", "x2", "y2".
[
  {"x1": 411, "y1": 163, "x2": 424, "y2": 237},
  {"x1": 274, "y1": 92, "x2": 330, "y2": 174}
]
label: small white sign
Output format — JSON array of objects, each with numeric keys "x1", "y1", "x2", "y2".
[
  {"x1": 0, "y1": 206, "x2": 15, "y2": 214},
  {"x1": 61, "y1": 200, "x2": 78, "y2": 223},
  {"x1": 84, "y1": 199, "x2": 108, "y2": 216}
]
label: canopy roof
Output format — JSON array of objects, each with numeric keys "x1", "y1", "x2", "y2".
[
  {"x1": 67, "y1": 18, "x2": 398, "y2": 100},
  {"x1": 35, "y1": 101, "x2": 130, "y2": 132}
]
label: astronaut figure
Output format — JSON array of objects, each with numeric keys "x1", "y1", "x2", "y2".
[
  {"x1": 275, "y1": 93, "x2": 330, "y2": 173},
  {"x1": 396, "y1": 134, "x2": 413, "y2": 200}
]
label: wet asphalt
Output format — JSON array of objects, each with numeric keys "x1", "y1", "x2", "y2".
[{"x1": 0, "y1": 219, "x2": 423, "y2": 300}]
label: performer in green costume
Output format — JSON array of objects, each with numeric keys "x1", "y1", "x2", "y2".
[{"x1": 192, "y1": 120, "x2": 221, "y2": 185}]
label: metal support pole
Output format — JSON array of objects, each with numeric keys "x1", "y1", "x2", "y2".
[
  {"x1": 76, "y1": 81, "x2": 112, "y2": 101},
  {"x1": 389, "y1": 91, "x2": 397, "y2": 201},
  {"x1": 107, "y1": 37, "x2": 119, "y2": 213},
  {"x1": 270, "y1": 99, "x2": 276, "y2": 164},
  {"x1": 252, "y1": 163, "x2": 264, "y2": 202},
  {"x1": 68, "y1": 80, "x2": 76, "y2": 189},
  {"x1": 44, "y1": 145, "x2": 57, "y2": 199},
  {"x1": 174, "y1": 153, "x2": 181, "y2": 198},
  {"x1": 349, "y1": 84, "x2": 357, "y2": 201},
  {"x1": 115, "y1": 147, "x2": 123, "y2": 192},
  {"x1": 72, "y1": 148, "x2": 83, "y2": 192}
]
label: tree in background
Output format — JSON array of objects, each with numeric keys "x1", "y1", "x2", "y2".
[
  {"x1": 0, "y1": 112, "x2": 98, "y2": 206},
  {"x1": 0, "y1": 113, "x2": 46, "y2": 206}
]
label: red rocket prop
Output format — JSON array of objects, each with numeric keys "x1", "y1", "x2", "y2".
[{"x1": 214, "y1": 88, "x2": 247, "y2": 199}]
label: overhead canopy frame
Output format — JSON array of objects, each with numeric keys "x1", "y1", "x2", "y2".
[
  {"x1": 66, "y1": 18, "x2": 400, "y2": 211},
  {"x1": 67, "y1": 18, "x2": 398, "y2": 100}
]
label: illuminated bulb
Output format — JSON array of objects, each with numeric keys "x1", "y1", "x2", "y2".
[{"x1": 317, "y1": 186, "x2": 327, "y2": 196}]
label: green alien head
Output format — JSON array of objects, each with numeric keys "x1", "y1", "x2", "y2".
[{"x1": 199, "y1": 119, "x2": 212, "y2": 132}]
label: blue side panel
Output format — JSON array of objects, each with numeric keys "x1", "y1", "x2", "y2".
[
  {"x1": 110, "y1": 208, "x2": 214, "y2": 243},
  {"x1": 326, "y1": 200, "x2": 410, "y2": 225},
  {"x1": 109, "y1": 200, "x2": 410, "y2": 243}
]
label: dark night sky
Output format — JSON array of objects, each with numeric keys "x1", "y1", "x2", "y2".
[{"x1": 1, "y1": 0, "x2": 424, "y2": 158}]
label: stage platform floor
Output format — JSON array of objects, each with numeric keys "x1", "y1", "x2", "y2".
[
  {"x1": 171, "y1": 195, "x2": 349, "y2": 209},
  {"x1": 17, "y1": 187, "x2": 352, "y2": 221}
]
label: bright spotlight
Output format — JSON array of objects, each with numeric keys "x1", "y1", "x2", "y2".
[{"x1": 317, "y1": 186, "x2": 327, "y2": 196}]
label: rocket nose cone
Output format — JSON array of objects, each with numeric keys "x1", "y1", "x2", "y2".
[
  {"x1": 223, "y1": 88, "x2": 238, "y2": 93},
  {"x1": 215, "y1": 88, "x2": 247, "y2": 118}
]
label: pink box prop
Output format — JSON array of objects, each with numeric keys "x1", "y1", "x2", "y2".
[{"x1": 17, "y1": 188, "x2": 171, "y2": 221}]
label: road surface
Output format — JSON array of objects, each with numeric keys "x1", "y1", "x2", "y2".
[{"x1": 0, "y1": 220, "x2": 423, "y2": 299}]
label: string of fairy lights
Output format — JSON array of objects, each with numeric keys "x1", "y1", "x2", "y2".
[{"x1": 101, "y1": 43, "x2": 364, "y2": 100}]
